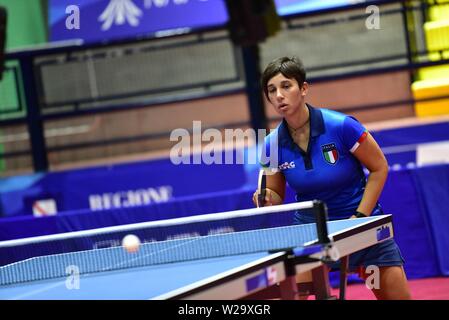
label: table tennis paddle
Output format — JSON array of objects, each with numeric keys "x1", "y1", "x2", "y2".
[{"x1": 257, "y1": 169, "x2": 267, "y2": 207}]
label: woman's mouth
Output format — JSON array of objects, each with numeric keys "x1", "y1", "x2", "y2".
[{"x1": 278, "y1": 103, "x2": 288, "y2": 111}]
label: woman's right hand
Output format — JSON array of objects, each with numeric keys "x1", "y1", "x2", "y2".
[
  {"x1": 252, "y1": 189, "x2": 276, "y2": 207},
  {"x1": 252, "y1": 171, "x2": 285, "y2": 207}
]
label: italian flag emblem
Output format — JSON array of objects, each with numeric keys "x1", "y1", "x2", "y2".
[{"x1": 322, "y1": 143, "x2": 339, "y2": 164}]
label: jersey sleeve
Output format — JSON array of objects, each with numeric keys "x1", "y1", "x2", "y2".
[{"x1": 342, "y1": 116, "x2": 368, "y2": 153}]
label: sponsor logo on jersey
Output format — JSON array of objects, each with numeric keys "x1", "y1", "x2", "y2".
[{"x1": 278, "y1": 161, "x2": 295, "y2": 170}]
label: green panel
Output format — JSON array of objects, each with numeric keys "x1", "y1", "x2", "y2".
[
  {"x1": 0, "y1": 0, "x2": 47, "y2": 172},
  {"x1": 0, "y1": 61, "x2": 25, "y2": 120},
  {"x1": 0, "y1": 65, "x2": 19, "y2": 113},
  {"x1": 0, "y1": 0, "x2": 47, "y2": 49}
]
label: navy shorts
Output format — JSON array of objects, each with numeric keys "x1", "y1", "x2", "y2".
[{"x1": 294, "y1": 213, "x2": 405, "y2": 271}]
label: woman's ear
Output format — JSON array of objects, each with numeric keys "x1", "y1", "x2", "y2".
[{"x1": 301, "y1": 82, "x2": 309, "y2": 96}]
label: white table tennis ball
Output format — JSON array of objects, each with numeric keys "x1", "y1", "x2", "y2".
[{"x1": 122, "y1": 234, "x2": 141, "y2": 253}]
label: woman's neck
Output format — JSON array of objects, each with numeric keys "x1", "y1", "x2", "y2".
[{"x1": 286, "y1": 104, "x2": 309, "y2": 134}]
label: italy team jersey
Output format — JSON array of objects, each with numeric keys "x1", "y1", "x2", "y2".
[{"x1": 262, "y1": 104, "x2": 372, "y2": 220}]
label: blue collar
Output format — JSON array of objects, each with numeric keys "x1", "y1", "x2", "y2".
[{"x1": 277, "y1": 104, "x2": 325, "y2": 147}]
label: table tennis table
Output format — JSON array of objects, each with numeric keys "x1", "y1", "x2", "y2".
[{"x1": 0, "y1": 213, "x2": 394, "y2": 300}]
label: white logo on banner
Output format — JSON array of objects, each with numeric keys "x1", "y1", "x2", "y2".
[
  {"x1": 99, "y1": 0, "x2": 143, "y2": 31},
  {"x1": 144, "y1": 0, "x2": 194, "y2": 9},
  {"x1": 32, "y1": 199, "x2": 58, "y2": 217},
  {"x1": 88, "y1": 186, "x2": 173, "y2": 210},
  {"x1": 99, "y1": 0, "x2": 208, "y2": 31},
  {"x1": 144, "y1": 0, "x2": 169, "y2": 8}
]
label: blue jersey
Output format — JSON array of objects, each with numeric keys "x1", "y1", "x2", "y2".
[{"x1": 262, "y1": 104, "x2": 381, "y2": 220}]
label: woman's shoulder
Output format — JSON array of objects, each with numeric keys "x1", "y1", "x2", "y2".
[
  {"x1": 319, "y1": 107, "x2": 349, "y2": 122},
  {"x1": 316, "y1": 107, "x2": 350, "y2": 131}
]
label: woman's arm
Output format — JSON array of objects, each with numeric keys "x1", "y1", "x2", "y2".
[
  {"x1": 352, "y1": 132, "x2": 389, "y2": 216},
  {"x1": 252, "y1": 170, "x2": 286, "y2": 206}
]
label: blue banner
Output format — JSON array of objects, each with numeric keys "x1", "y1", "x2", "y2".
[
  {"x1": 0, "y1": 154, "x2": 248, "y2": 217},
  {"x1": 49, "y1": 0, "x2": 229, "y2": 44},
  {"x1": 275, "y1": 0, "x2": 376, "y2": 17},
  {"x1": 410, "y1": 165, "x2": 449, "y2": 276},
  {"x1": 49, "y1": 0, "x2": 380, "y2": 43}
]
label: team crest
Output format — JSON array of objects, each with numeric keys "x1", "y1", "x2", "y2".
[{"x1": 322, "y1": 143, "x2": 339, "y2": 164}]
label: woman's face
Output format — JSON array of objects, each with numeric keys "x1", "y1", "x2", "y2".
[{"x1": 266, "y1": 73, "x2": 307, "y2": 117}]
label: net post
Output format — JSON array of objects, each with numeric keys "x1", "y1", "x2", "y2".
[{"x1": 312, "y1": 200, "x2": 330, "y2": 244}]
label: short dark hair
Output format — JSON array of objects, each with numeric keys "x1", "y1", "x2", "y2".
[{"x1": 261, "y1": 56, "x2": 306, "y2": 99}]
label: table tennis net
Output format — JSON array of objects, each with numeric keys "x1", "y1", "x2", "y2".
[{"x1": 0, "y1": 201, "x2": 323, "y2": 285}]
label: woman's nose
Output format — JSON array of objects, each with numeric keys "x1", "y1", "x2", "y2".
[{"x1": 276, "y1": 90, "x2": 284, "y2": 99}]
